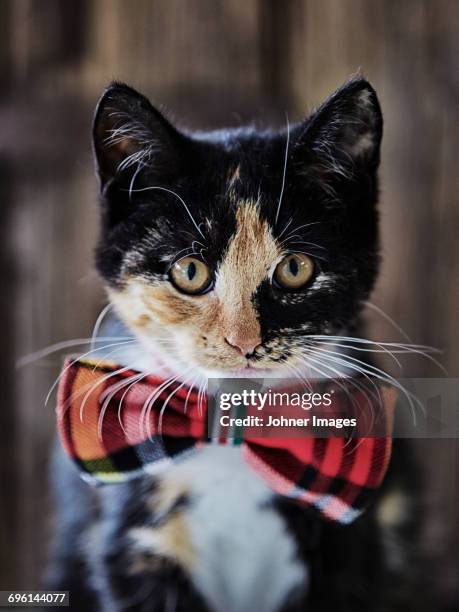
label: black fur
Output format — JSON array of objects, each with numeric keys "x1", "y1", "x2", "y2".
[
  {"x1": 45, "y1": 81, "x2": 430, "y2": 611},
  {"x1": 93, "y1": 79, "x2": 382, "y2": 343}
]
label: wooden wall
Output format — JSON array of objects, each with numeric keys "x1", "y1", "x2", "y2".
[{"x1": 0, "y1": 0, "x2": 458, "y2": 601}]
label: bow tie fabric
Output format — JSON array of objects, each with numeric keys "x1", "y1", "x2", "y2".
[{"x1": 57, "y1": 357, "x2": 395, "y2": 525}]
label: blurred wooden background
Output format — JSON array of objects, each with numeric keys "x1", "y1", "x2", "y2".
[{"x1": 0, "y1": 0, "x2": 458, "y2": 604}]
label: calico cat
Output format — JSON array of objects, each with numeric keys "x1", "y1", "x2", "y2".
[{"x1": 47, "y1": 79, "x2": 426, "y2": 611}]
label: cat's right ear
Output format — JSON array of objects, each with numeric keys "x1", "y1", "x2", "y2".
[
  {"x1": 92, "y1": 83, "x2": 182, "y2": 191},
  {"x1": 293, "y1": 78, "x2": 383, "y2": 185}
]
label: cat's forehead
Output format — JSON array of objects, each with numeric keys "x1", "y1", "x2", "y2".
[{"x1": 189, "y1": 129, "x2": 285, "y2": 206}]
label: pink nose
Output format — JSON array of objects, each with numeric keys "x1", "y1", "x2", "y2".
[{"x1": 225, "y1": 333, "x2": 261, "y2": 357}]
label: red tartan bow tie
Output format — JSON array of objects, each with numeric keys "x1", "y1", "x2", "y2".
[{"x1": 57, "y1": 358, "x2": 395, "y2": 525}]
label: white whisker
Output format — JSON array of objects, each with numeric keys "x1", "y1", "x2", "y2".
[
  {"x1": 281, "y1": 237, "x2": 327, "y2": 250},
  {"x1": 287, "y1": 248, "x2": 328, "y2": 262},
  {"x1": 45, "y1": 340, "x2": 137, "y2": 406},
  {"x1": 306, "y1": 334, "x2": 440, "y2": 352},
  {"x1": 158, "y1": 370, "x2": 197, "y2": 436},
  {"x1": 172, "y1": 245, "x2": 201, "y2": 261},
  {"x1": 97, "y1": 372, "x2": 148, "y2": 440},
  {"x1": 284, "y1": 362, "x2": 314, "y2": 393},
  {"x1": 140, "y1": 371, "x2": 188, "y2": 439},
  {"x1": 78, "y1": 366, "x2": 132, "y2": 423},
  {"x1": 91, "y1": 303, "x2": 115, "y2": 350},
  {"x1": 274, "y1": 114, "x2": 290, "y2": 227},
  {"x1": 116, "y1": 371, "x2": 159, "y2": 433},
  {"x1": 277, "y1": 217, "x2": 293, "y2": 240},
  {"x1": 307, "y1": 335, "x2": 446, "y2": 373},
  {"x1": 299, "y1": 349, "x2": 381, "y2": 417},
  {"x1": 17, "y1": 336, "x2": 134, "y2": 367},
  {"x1": 290, "y1": 348, "x2": 378, "y2": 423},
  {"x1": 196, "y1": 377, "x2": 208, "y2": 417},
  {"x1": 306, "y1": 338, "x2": 403, "y2": 369},
  {"x1": 128, "y1": 186, "x2": 205, "y2": 240},
  {"x1": 279, "y1": 221, "x2": 322, "y2": 243},
  {"x1": 184, "y1": 373, "x2": 201, "y2": 414},
  {"x1": 364, "y1": 301, "x2": 413, "y2": 343},
  {"x1": 128, "y1": 162, "x2": 144, "y2": 201},
  {"x1": 302, "y1": 346, "x2": 424, "y2": 424}
]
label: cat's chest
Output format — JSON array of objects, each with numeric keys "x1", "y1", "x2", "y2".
[{"x1": 130, "y1": 446, "x2": 307, "y2": 612}]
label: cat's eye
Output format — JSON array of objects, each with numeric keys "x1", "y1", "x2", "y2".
[
  {"x1": 169, "y1": 256, "x2": 213, "y2": 295},
  {"x1": 273, "y1": 253, "x2": 314, "y2": 290}
]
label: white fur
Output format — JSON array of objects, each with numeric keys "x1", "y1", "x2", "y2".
[{"x1": 162, "y1": 446, "x2": 307, "y2": 612}]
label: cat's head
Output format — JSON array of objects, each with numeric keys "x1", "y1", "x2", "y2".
[{"x1": 93, "y1": 79, "x2": 382, "y2": 377}]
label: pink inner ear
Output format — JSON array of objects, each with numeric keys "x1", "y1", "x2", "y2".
[
  {"x1": 115, "y1": 136, "x2": 139, "y2": 156},
  {"x1": 101, "y1": 112, "x2": 144, "y2": 162}
]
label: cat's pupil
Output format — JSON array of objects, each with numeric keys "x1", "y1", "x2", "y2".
[
  {"x1": 288, "y1": 257, "x2": 299, "y2": 276},
  {"x1": 187, "y1": 262, "x2": 197, "y2": 281}
]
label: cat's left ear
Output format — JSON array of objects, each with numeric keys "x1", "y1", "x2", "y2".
[
  {"x1": 295, "y1": 78, "x2": 383, "y2": 177},
  {"x1": 93, "y1": 82, "x2": 183, "y2": 190}
]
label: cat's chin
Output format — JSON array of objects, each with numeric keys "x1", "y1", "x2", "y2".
[{"x1": 201, "y1": 363, "x2": 292, "y2": 380}]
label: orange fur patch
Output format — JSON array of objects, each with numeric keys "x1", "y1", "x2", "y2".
[
  {"x1": 130, "y1": 480, "x2": 195, "y2": 571},
  {"x1": 215, "y1": 200, "x2": 281, "y2": 341},
  {"x1": 130, "y1": 514, "x2": 195, "y2": 571},
  {"x1": 108, "y1": 200, "x2": 283, "y2": 370}
]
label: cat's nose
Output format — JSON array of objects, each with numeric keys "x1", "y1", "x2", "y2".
[{"x1": 225, "y1": 333, "x2": 261, "y2": 357}]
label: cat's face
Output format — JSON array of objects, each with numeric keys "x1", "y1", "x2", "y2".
[{"x1": 93, "y1": 79, "x2": 382, "y2": 377}]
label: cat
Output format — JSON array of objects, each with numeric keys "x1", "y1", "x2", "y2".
[{"x1": 46, "y1": 79, "x2": 427, "y2": 611}]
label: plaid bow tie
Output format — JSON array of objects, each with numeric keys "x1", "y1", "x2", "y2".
[{"x1": 57, "y1": 358, "x2": 395, "y2": 525}]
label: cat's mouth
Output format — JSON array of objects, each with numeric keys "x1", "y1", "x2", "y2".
[{"x1": 208, "y1": 358, "x2": 291, "y2": 378}]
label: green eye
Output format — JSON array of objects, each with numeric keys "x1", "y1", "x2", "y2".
[
  {"x1": 169, "y1": 257, "x2": 213, "y2": 295},
  {"x1": 274, "y1": 253, "x2": 314, "y2": 290}
]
